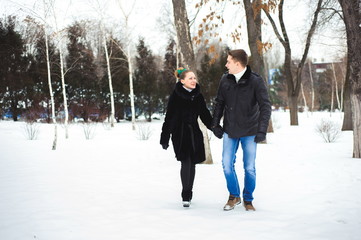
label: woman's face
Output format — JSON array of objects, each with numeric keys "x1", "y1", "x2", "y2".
[{"x1": 181, "y1": 71, "x2": 197, "y2": 89}]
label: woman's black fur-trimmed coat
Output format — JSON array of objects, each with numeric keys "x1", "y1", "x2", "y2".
[{"x1": 160, "y1": 82, "x2": 212, "y2": 164}]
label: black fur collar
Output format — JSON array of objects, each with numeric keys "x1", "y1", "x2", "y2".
[
  {"x1": 174, "y1": 81, "x2": 200, "y2": 100},
  {"x1": 226, "y1": 65, "x2": 252, "y2": 85}
]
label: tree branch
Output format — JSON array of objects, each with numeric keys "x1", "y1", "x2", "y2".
[
  {"x1": 322, "y1": 7, "x2": 343, "y2": 20},
  {"x1": 278, "y1": 0, "x2": 290, "y2": 50},
  {"x1": 262, "y1": 6, "x2": 286, "y2": 47},
  {"x1": 296, "y1": 0, "x2": 324, "y2": 94}
]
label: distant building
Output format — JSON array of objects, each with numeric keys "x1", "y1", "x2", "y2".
[{"x1": 313, "y1": 62, "x2": 332, "y2": 73}]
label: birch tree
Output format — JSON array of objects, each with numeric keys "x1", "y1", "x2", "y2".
[
  {"x1": 103, "y1": 33, "x2": 116, "y2": 127},
  {"x1": 337, "y1": 0, "x2": 361, "y2": 158},
  {"x1": 308, "y1": 61, "x2": 315, "y2": 113},
  {"x1": 300, "y1": 82, "x2": 308, "y2": 115},
  {"x1": 47, "y1": 0, "x2": 69, "y2": 138},
  {"x1": 116, "y1": 0, "x2": 136, "y2": 130},
  {"x1": 42, "y1": 0, "x2": 57, "y2": 149},
  {"x1": 172, "y1": 0, "x2": 213, "y2": 164},
  {"x1": 331, "y1": 62, "x2": 341, "y2": 111},
  {"x1": 20, "y1": 0, "x2": 58, "y2": 148},
  {"x1": 88, "y1": 0, "x2": 116, "y2": 127}
]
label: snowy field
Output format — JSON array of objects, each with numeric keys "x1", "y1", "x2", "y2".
[{"x1": 0, "y1": 111, "x2": 360, "y2": 240}]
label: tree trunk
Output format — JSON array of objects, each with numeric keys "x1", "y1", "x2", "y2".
[
  {"x1": 171, "y1": 0, "x2": 196, "y2": 70},
  {"x1": 44, "y1": 24, "x2": 57, "y2": 150},
  {"x1": 350, "y1": 94, "x2": 361, "y2": 158},
  {"x1": 289, "y1": 94, "x2": 299, "y2": 125},
  {"x1": 301, "y1": 82, "x2": 308, "y2": 116},
  {"x1": 51, "y1": 1, "x2": 69, "y2": 139},
  {"x1": 330, "y1": 68, "x2": 334, "y2": 114},
  {"x1": 58, "y1": 45, "x2": 69, "y2": 138},
  {"x1": 172, "y1": 0, "x2": 212, "y2": 164},
  {"x1": 103, "y1": 36, "x2": 115, "y2": 127},
  {"x1": 338, "y1": 0, "x2": 361, "y2": 158},
  {"x1": 263, "y1": 0, "x2": 323, "y2": 126},
  {"x1": 244, "y1": 0, "x2": 274, "y2": 134},
  {"x1": 308, "y1": 61, "x2": 315, "y2": 113},
  {"x1": 332, "y1": 63, "x2": 341, "y2": 110},
  {"x1": 341, "y1": 61, "x2": 352, "y2": 130},
  {"x1": 244, "y1": 0, "x2": 264, "y2": 77},
  {"x1": 116, "y1": 0, "x2": 136, "y2": 130},
  {"x1": 340, "y1": 62, "x2": 345, "y2": 112},
  {"x1": 127, "y1": 45, "x2": 136, "y2": 130},
  {"x1": 285, "y1": 50, "x2": 298, "y2": 125}
]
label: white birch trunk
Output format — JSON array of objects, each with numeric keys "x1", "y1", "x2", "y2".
[
  {"x1": 308, "y1": 61, "x2": 315, "y2": 114},
  {"x1": 128, "y1": 45, "x2": 136, "y2": 130},
  {"x1": 330, "y1": 71, "x2": 334, "y2": 116},
  {"x1": 44, "y1": 25, "x2": 57, "y2": 150},
  {"x1": 51, "y1": 0, "x2": 69, "y2": 138},
  {"x1": 300, "y1": 82, "x2": 308, "y2": 117},
  {"x1": 332, "y1": 62, "x2": 341, "y2": 110},
  {"x1": 116, "y1": 0, "x2": 136, "y2": 130},
  {"x1": 103, "y1": 35, "x2": 115, "y2": 127},
  {"x1": 43, "y1": 0, "x2": 57, "y2": 150},
  {"x1": 59, "y1": 48, "x2": 69, "y2": 138},
  {"x1": 340, "y1": 64, "x2": 345, "y2": 112},
  {"x1": 351, "y1": 94, "x2": 361, "y2": 158}
]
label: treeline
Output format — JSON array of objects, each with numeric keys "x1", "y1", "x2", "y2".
[
  {"x1": 0, "y1": 15, "x2": 345, "y2": 123},
  {"x1": 0, "y1": 16, "x2": 231, "y2": 123}
]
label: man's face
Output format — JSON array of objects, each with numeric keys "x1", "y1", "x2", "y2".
[{"x1": 225, "y1": 55, "x2": 242, "y2": 74}]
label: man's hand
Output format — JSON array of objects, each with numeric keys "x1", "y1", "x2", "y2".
[
  {"x1": 212, "y1": 125, "x2": 224, "y2": 139},
  {"x1": 161, "y1": 144, "x2": 169, "y2": 150},
  {"x1": 254, "y1": 132, "x2": 266, "y2": 143}
]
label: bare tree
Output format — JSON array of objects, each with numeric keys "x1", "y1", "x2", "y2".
[
  {"x1": 20, "y1": 0, "x2": 58, "y2": 149},
  {"x1": 308, "y1": 61, "x2": 315, "y2": 113},
  {"x1": 45, "y1": 0, "x2": 70, "y2": 138},
  {"x1": 331, "y1": 62, "x2": 341, "y2": 110},
  {"x1": 300, "y1": 82, "x2": 308, "y2": 115},
  {"x1": 103, "y1": 33, "x2": 116, "y2": 127},
  {"x1": 262, "y1": 0, "x2": 325, "y2": 125},
  {"x1": 330, "y1": 64, "x2": 335, "y2": 114},
  {"x1": 116, "y1": 0, "x2": 136, "y2": 130},
  {"x1": 172, "y1": 0, "x2": 212, "y2": 164},
  {"x1": 244, "y1": 0, "x2": 274, "y2": 135},
  {"x1": 88, "y1": 0, "x2": 116, "y2": 127},
  {"x1": 42, "y1": 0, "x2": 57, "y2": 149},
  {"x1": 338, "y1": 0, "x2": 361, "y2": 158}
]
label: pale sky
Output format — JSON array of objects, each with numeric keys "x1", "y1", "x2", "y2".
[
  {"x1": 1, "y1": 0, "x2": 172, "y2": 54},
  {"x1": 1, "y1": 0, "x2": 346, "y2": 64}
]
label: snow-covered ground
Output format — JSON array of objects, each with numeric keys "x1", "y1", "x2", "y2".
[{"x1": 0, "y1": 111, "x2": 360, "y2": 240}]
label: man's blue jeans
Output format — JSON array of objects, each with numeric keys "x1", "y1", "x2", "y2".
[{"x1": 222, "y1": 133, "x2": 257, "y2": 201}]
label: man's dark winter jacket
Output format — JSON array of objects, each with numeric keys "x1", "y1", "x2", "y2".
[
  {"x1": 212, "y1": 66, "x2": 272, "y2": 138},
  {"x1": 160, "y1": 82, "x2": 212, "y2": 163}
]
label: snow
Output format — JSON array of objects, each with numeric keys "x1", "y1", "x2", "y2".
[{"x1": 0, "y1": 111, "x2": 360, "y2": 240}]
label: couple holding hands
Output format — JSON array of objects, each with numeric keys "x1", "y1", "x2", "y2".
[{"x1": 160, "y1": 49, "x2": 272, "y2": 211}]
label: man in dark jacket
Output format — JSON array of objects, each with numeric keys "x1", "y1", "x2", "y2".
[{"x1": 212, "y1": 49, "x2": 271, "y2": 211}]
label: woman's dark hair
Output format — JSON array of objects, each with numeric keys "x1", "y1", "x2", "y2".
[
  {"x1": 228, "y1": 49, "x2": 248, "y2": 66},
  {"x1": 174, "y1": 67, "x2": 191, "y2": 80}
]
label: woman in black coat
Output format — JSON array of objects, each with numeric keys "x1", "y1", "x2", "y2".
[{"x1": 160, "y1": 68, "x2": 212, "y2": 207}]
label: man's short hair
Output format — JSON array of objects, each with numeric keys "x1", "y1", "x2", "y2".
[{"x1": 228, "y1": 49, "x2": 248, "y2": 66}]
